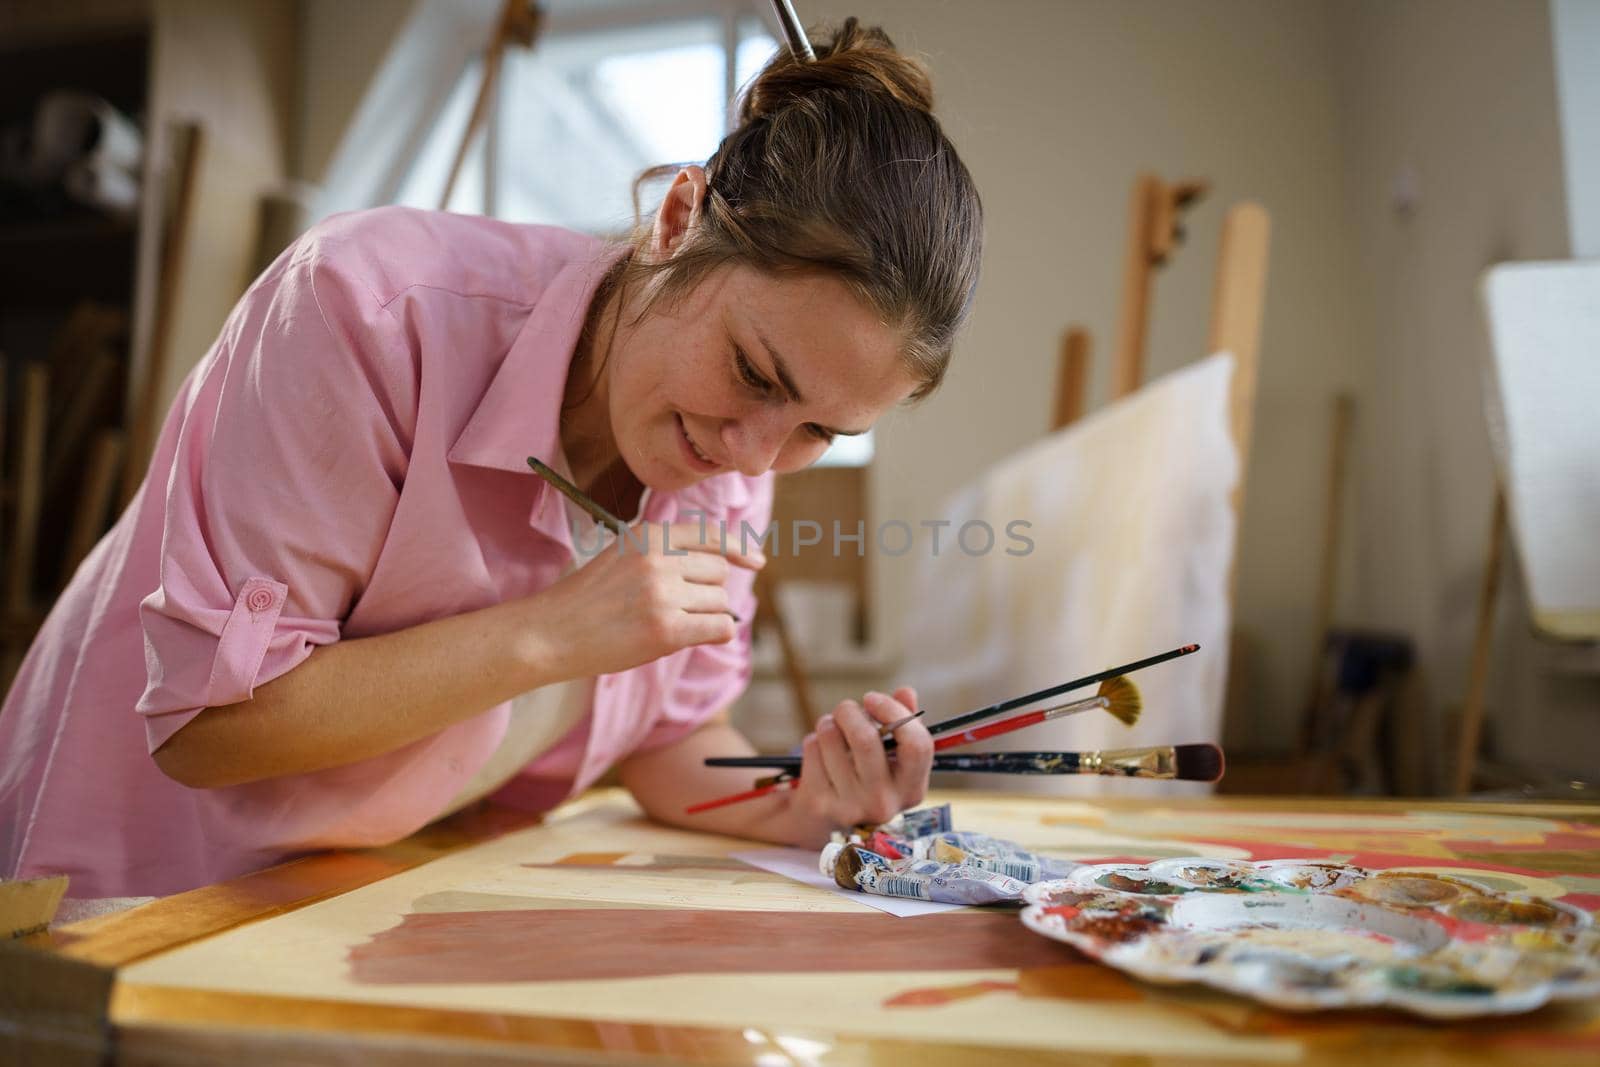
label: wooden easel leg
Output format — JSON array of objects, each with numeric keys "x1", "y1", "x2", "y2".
[
  {"x1": 1453, "y1": 488, "x2": 1507, "y2": 795},
  {"x1": 1052, "y1": 327, "x2": 1090, "y2": 431},
  {"x1": 756, "y1": 573, "x2": 820, "y2": 736}
]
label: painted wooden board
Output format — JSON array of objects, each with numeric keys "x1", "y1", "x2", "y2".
[
  {"x1": 1481, "y1": 259, "x2": 1600, "y2": 638},
  {"x1": 105, "y1": 791, "x2": 1600, "y2": 1064}
]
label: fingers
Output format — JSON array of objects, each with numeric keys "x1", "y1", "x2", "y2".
[
  {"x1": 674, "y1": 580, "x2": 732, "y2": 616},
  {"x1": 798, "y1": 728, "x2": 837, "y2": 807},
  {"x1": 671, "y1": 611, "x2": 739, "y2": 648},
  {"x1": 645, "y1": 521, "x2": 767, "y2": 571},
  {"x1": 796, "y1": 688, "x2": 934, "y2": 828},
  {"x1": 881, "y1": 688, "x2": 933, "y2": 803},
  {"x1": 834, "y1": 699, "x2": 890, "y2": 784},
  {"x1": 813, "y1": 714, "x2": 861, "y2": 812},
  {"x1": 676, "y1": 550, "x2": 730, "y2": 586}
]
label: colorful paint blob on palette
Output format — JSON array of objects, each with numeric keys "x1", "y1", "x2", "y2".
[{"x1": 1020, "y1": 858, "x2": 1600, "y2": 1018}]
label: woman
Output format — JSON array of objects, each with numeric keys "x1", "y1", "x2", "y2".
[{"x1": 0, "y1": 19, "x2": 982, "y2": 898}]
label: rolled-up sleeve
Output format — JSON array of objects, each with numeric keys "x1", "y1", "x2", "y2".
[
  {"x1": 631, "y1": 473, "x2": 775, "y2": 753},
  {"x1": 136, "y1": 241, "x2": 416, "y2": 753}
]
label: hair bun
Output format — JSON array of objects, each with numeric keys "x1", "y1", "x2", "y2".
[{"x1": 740, "y1": 17, "x2": 933, "y2": 124}]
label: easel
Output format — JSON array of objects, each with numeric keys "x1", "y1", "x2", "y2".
[
  {"x1": 1052, "y1": 173, "x2": 1270, "y2": 777},
  {"x1": 437, "y1": 1, "x2": 546, "y2": 212},
  {"x1": 1054, "y1": 172, "x2": 1269, "y2": 506}
]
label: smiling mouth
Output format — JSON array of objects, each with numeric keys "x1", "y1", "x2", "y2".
[{"x1": 676, "y1": 413, "x2": 719, "y2": 470}]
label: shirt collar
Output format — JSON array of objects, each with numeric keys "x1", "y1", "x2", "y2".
[{"x1": 447, "y1": 235, "x2": 624, "y2": 477}]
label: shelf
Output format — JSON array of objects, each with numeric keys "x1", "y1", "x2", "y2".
[{"x1": 0, "y1": 214, "x2": 138, "y2": 306}]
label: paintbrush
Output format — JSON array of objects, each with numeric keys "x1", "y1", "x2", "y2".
[
  {"x1": 686, "y1": 742, "x2": 1224, "y2": 814},
  {"x1": 933, "y1": 743, "x2": 1224, "y2": 782},
  {"x1": 688, "y1": 646, "x2": 1196, "y2": 813},
  {"x1": 933, "y1": 675, "x2": 1139, "y2": 748},
  {"x1": 527, "y1": 455, "x2": 740, "y2": 623},
  {"x1": 527, "y1": 456, "x2": 625, "y2": 535},
  {"x1": 899, "y1": 644, "x2": 1195, "y2": 750},
  {"x1": 704, "y1": 677, "x2": 1141, "y2": 771}
]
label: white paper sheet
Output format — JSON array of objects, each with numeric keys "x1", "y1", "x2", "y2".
[{"x1": 729, "y1": 848, "x2": 965, "y2": 916}]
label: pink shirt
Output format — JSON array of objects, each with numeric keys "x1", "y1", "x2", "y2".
[{"x1": 0, "y1": 207, "x2": 773, "y2": 897}]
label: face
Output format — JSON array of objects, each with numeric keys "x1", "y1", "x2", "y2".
[{"x1": 602, "y1": 263, "x2": 919, "y2": 492}]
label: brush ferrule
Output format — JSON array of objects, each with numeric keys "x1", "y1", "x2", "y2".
[{"x1": 1093, "y1": 746, "x2": 1177, "y2": 778}]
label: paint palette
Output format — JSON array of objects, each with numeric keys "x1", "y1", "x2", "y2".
[{"x1": 1020, "y1": 858, "x2": 1600, "y2": 1017}]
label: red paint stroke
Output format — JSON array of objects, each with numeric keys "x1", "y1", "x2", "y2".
[
  {"x1": 1422, "y1": 912, "x2": 1502, "y2": 943},
  {"x1": 349, "y1": 909, "x2": 1073, "y2": 985}
]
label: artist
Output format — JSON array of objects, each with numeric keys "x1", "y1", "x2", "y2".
[{"x1": 0, "y1": 20, "x2": 982, "y2": 897}]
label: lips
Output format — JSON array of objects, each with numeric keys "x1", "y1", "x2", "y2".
[{"x1": 676, "y1": 412, "x2": 720, "y2": 472}]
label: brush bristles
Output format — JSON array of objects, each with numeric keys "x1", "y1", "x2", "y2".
[
  {"x1": 1173, "y1": 743, "x2": 1225, "y2": 782},
  {"x1": 1096, "y1": 675, "x2": 1142, "y2": 726}
]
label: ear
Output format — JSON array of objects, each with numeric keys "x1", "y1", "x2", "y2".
[{"x1": 649, "y1": 166, "x2": 708, "y2": 261}]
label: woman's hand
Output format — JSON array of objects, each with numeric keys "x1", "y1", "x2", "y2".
[
  {"x1": 791, "y1": 686, "x2": 934, "y2": 832},
  {"x1": 518, "y1": 520, "x2": 765, "y2": 682}
]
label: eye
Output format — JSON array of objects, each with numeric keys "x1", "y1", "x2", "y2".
[
  {"x1": 805, "y1": 424, "x2": 835, "y2": 444},
  {"x1": 733, "y1": 348, "x2": 773, "y2": 395}
]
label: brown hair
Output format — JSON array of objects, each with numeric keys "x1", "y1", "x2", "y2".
[{"x1": 609, "y1": 17, "x2": 983, "y2": 402}]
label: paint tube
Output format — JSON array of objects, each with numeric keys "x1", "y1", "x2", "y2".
[
  {"x1": 868, "y1": 830, "x2": 908, "y2": 859},
  {"x1": 820, "y1": 842, "x2": 1028, "y2": 905},
  {"x1": 897, "y1": 803, "x2": 953, "y2": 838},
  {"x1": 914, "y1": 831, "x2": 1081, "y2": 883}
]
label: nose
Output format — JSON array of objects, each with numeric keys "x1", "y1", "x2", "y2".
[{"x1": 720, "y1": 410, "x2": 789, "y2": 477}]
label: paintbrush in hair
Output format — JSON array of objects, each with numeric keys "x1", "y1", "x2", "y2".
[
  {"x1": 527, "y1": 455, "x2": 740, "y2": 622},
  {"x1": 933, "y1": 743, "x2": 1224, "y2": 782},
  {"x1": 687, "y1": 742, "x2": 1223, "y2": 814},
  {"x1": 704, "y1": 677, "x2": 1142, "y2": 772}
]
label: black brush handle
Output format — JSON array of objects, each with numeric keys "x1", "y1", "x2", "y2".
[
  {"x1": 706, "y1": 756, "x2": 802, "y2": 770},
  {"x1": 932, "y1": 752, "x2": 1088, "y2": 774},
  {"x1": 704, "y1": 752, "x2": 1116, "y2": 774}
]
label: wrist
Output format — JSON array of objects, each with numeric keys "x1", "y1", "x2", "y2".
[
  {"x1": 501, "y1": 595, "x2": 573, "y2": 690},
  {"x1": 769, "y1": 793, "x2": 836, "y2": 850}
]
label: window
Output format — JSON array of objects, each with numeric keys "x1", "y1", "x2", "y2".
[{"x1": 396, "y1": 8, "x2": 776, "y2": 233}]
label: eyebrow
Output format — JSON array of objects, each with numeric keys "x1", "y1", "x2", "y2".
[{"x1": 753, "y1": 328, "x2": 869, "y2": 437}]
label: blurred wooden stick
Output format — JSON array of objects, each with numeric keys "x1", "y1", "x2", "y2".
[
  {"x1": 1111, "y1": 175, "x2": 1208, "y2": 399},
  {"x1": 1454, "y1": 487, "x2": 1506, "y2": 795},
  {"x1": 1052, "y1": 326, "x2": 1090, "y2": 430},
  {"x1": 122, "y1": 121, "x2": 202, "y2": 508},
  {"x1": 440, "y1": 0, "x2": 545, "y2": 210},
  {"x1": 8, "y1": 365, "x2": 49, "y2": 618},
  {"x1": 755, "y1": 570, "x2": 820, "y2": 735}
]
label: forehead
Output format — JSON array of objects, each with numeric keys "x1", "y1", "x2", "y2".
[{"x1": 715, "y1": 264, "x2": 920, "y2": 419}]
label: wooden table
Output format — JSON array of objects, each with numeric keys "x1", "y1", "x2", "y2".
[{"x1": 6, "y1": 790, "x2": 1599, "y2": 1065}]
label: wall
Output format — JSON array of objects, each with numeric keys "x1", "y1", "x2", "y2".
[
  {"x1": 1331, "y1": 0, "x2": 1595, "y2": 780},
  {"x1": 293, "y1": 0, "x2": 414, "y2": 184},
  {"x1": 282, "y1": 0, "x2": 1598, "y2": 778},
  {"x1": 136, "y1": 0, "x2": 297, "y2": 428}
]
